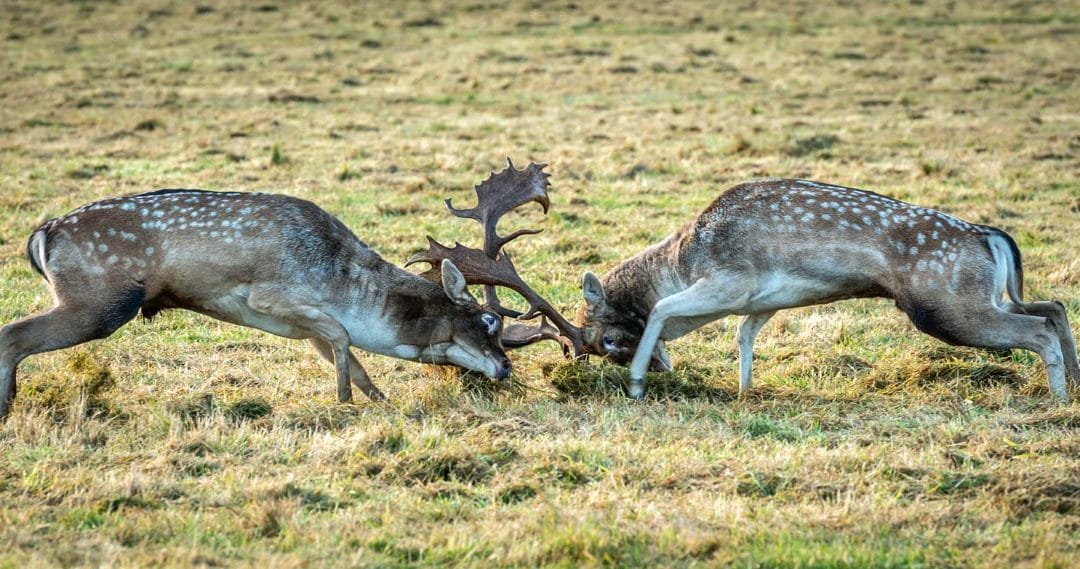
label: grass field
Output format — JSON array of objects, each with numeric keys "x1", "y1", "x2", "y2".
[{"x1": 1, "y1": 1, "x2": 1078, "y2": 566}]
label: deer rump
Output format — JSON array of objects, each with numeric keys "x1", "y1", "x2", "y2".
[{"x1": 581, "y1": 178, "x2": 1079, "y2": 401}]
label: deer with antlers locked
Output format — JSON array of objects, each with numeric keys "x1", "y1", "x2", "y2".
[
  {"x1": 579, "y1": 178, "x2": 1079, "y2": 401},
  {"x1": 0, "y1": 189, "x2": 514, "y2": 419}
]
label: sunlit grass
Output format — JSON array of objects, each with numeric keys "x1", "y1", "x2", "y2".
[{"x1": 0, "y1": 0, "x2": 1077, "y2": 566}]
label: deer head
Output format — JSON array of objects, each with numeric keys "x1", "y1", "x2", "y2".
[{"x1": 406, "y1": 158, "x2": 585, "y2": 359}]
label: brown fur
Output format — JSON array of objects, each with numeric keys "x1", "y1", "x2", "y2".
[
  {"x1": 581, "y1": 178, "x2": 1079, "y2": 400},
  {"x1": 0, "y1": 190, "x2": 511, "y2": 418}
]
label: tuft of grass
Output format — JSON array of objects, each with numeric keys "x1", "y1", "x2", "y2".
[
  {"x1": 271, "y1": 482, "x2": 347, "y2": 512},
  {"x1": 21, "y1": 351, "x2": 121, "y2": 422},
  {"x1": 225, "y1": 398, "x2": 272, "y2": 422},
  {"x1": 736, "y1": 471, "x2": 796, "y2": 497},
  {"x1": 168, "y1": 393, "x2": 215, "y2": 425},
  {"x1": 383, "y1": 443, "x2": 517, "y2": 486},
  {"x1": 65, "y1": 164, "x2": 109, "y2": 180},
  {"x1": 547, "y1": 360, "x2": 626, "y2": 398},
  {"x1": 133, "y1": 118, "x2": 163, "y2": 131},
  {"x1": 786, "y1": 134, "x2": 840, "y2": 157},
  {"x1": 269, "y1": 144, "x2": 286, "y2": 166},
  {"x1": 337, "y1": 165, "x2": 360, "y2": 181}
]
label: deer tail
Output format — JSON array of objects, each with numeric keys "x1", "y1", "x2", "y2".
[
  {"x1": 26, "y1": 228, "x2": 50, "y2": 282},
  {"x1": 986, "y1": 229, "x2": 1024, "y2": 308}
]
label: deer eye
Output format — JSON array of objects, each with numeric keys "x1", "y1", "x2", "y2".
[
  {"x1": 481, "y1": 313, "x2": 500, "y2": 335},
  {"x1": 602, "y1": 334, "x2": 618, "y2": 352}
]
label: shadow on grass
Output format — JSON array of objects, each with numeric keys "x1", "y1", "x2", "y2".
[
  {"x1": 545, "y1": 360, "x2": 738, "y2": 403},
  {"x1": 545, "y1": 347, "x2": 1040, "y2": 408}
]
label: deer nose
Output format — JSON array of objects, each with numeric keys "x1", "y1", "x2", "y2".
[{"x1": 495, "y1": 358, "x2": 512, "y2": 380}]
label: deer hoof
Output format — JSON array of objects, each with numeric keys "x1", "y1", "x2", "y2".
[
  {"x1": 627, "y1": 380, "x2": 645, "y2": 399},
  {"x1": 367, "y1": 389, "x2": 388, "y2": 402}
]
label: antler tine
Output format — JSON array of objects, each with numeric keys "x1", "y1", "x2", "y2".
[
  {"x1": 404, "y1": 238, "x2": 581, "y2": 340},
  {"x1": 502, "y1": 317, "x2": 572, "y2": 355},
  {"x1": 407, "y1": 160, "x2": 585, "y2": 356},
  {"x1": 443, "y1": 160, "x2": 552, "y2": 256}
]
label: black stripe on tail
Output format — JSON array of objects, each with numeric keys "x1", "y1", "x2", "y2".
[{"x1": 25, "y1": 220, "x2": 59, "y2": 280}]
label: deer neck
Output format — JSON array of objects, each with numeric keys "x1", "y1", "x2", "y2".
[
  {"x1": 311, "y1": 251, "x2": 452, "y2": 360},
  {"x1": 604, "y1": 233, "x2": 685, "y2": 319},
  {"x1": 376, "y1": 266, "x2": 460, "y2": 354}
]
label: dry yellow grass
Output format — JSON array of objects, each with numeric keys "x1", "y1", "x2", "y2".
[{"x1": 0, "y1": 1, "x2": 1078, "y2": 566}]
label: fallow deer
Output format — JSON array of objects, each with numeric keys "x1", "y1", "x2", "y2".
[
  {"x1": 0, "y1": 189, "x2": 513, "y2": 418},
  {"x1": 579, "y1": 178, "x2": 1079, "y2": 400}
]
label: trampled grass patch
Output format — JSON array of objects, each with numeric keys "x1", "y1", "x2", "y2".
[{"x1": 0, "y1": 0, "x2": 1077, "y2": 566}]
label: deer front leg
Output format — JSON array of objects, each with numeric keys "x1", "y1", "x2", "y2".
[
  {"x1": 308, "y1": 339, "x2": 386, "y2": 401},
  {"x1": 246, "y1": 290, "x2": 355, "y2": 403},
  {"x1": 308, "y1": 334, "x2": 353, "y2": 403},
  {"x1": 628, "y1": 276, "x2": 751, "y2": 398},
  {"x1": 737, "y1": 311, "x2": 776, "y2": 391}
]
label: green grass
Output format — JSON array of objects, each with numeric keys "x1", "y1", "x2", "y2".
[{"x1": 1, "y1": 0, "x2": 1078, "y2": 566}]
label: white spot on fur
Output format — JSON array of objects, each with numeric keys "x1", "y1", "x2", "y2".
[
  {"x1": 97, "y1": 244, "x2": 108, "y2": 253},
  {"x1": 145, "y1": 247, "x2": 155, "y2": 256},
  {"x1": 909, "y1": 246, "x2": 918, "y2": 255}
]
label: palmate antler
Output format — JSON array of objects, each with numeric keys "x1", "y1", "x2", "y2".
[{"x1": 406, "y1": 158, "x2": 584, "y2": 357}]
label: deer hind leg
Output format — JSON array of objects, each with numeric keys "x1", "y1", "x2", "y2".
[
  {"x1": 1006, "y1": 301, "x2": 1080, "y2": 383},
  {"x1": 737, "y1": 311, "x2": 776, "y2": 391},
  {"x1": 308, "y1": 339, "x2": 386, "y2": 402},
  {"x1": 0, "y1": 289, "x2": 145, "y2": 418},
  {"x1": 904, "y1": 304, "x2": 1067, "y2": 401}
]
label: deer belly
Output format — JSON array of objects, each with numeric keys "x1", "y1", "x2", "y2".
[
  {"x1": 742, "y1": 270, "x2": 880, "y2": 313},
  {"x1": 186, "y1": 289, "x2": 307, "y2": 339}
]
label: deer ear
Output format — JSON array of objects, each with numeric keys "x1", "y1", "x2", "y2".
[
  {"x1": 441, "y1": 260, "x2": 476, "y2": 306},
  {"x1": 582, "y1": 272, "x2": 606, "y2": 311}
]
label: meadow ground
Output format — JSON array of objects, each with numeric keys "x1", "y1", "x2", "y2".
[{"x1": 0, "y1": 1, "x2": 1078, "y2": 566}]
